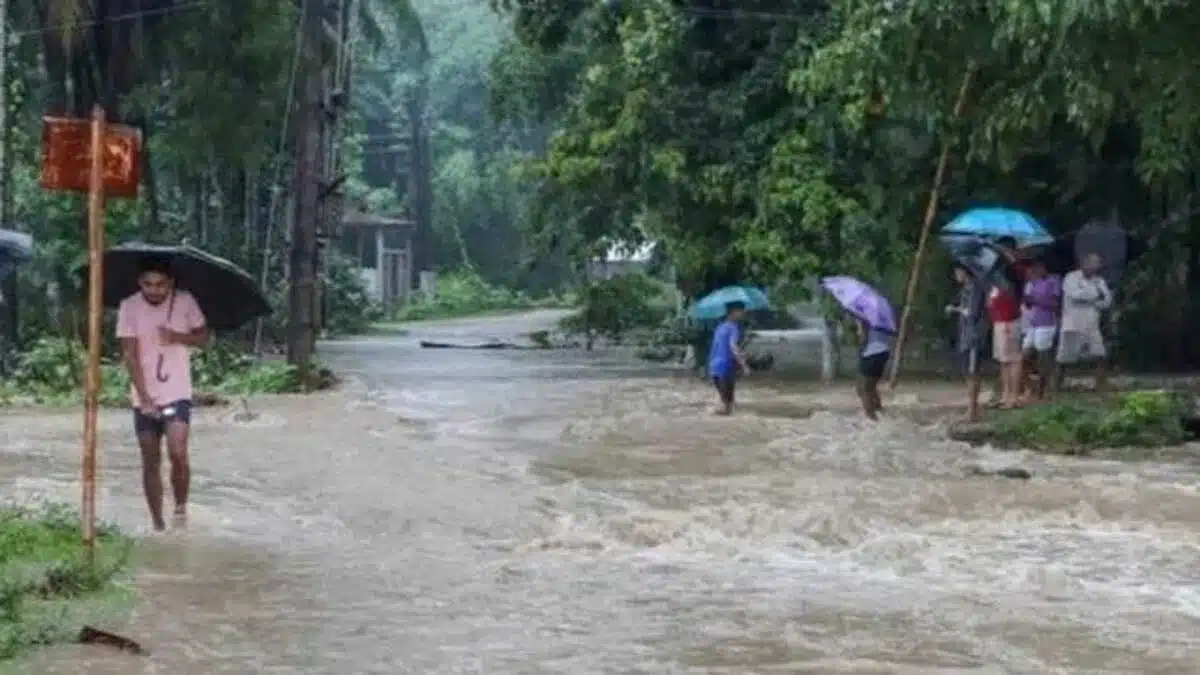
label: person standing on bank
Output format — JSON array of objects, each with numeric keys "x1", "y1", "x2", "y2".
[
  {"x1": 947, "y1": 263, "x2": 988, "y2": 421},
  {"x1": 1055, "y1": 252, "x2": 1111, "y2": 393},
  {"x1": 116, "y1": 259, "x2": 209, "y2": 531},
  {"x1": 1019, "y1": 257, "x2": 1061, "y2": 400},
  {"x1": 708, "y1": 301, "x2": 750, "y2": 415},
  {"x1": 986, "y1": 272, "x2": 1023, "y2": 408}
]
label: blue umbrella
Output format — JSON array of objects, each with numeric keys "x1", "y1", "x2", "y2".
[
  {"x1": 691, "y1": 285, "x2": 769, "y2": 320},
  {"x1": 942, "y1": 207, "x2": 1053, "y2": 246}
]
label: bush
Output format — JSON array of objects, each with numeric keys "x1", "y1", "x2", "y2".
[
  {"x1": 323, "y1": 251, "x2": 383, "y2": 336},
  {"x1": 391, "y1": 270, "x2": 574, "y2": 322},
  {"x1": 0, "y1": 337, "x2": 335, "y2": 407},
  {"x1": 0, "y1": 503, "x2": 134, "y2": 661},
  {"x1": 557, "y1": 274, "x2": 676, "y2": 346},
  {"x1": 984, "y1": 390, "x2": 1190, "y2": 453}
]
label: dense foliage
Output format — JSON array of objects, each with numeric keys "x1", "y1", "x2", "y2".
[
  {"x1": 6, "y1": 0, "x2": 1200, "y2": 394},
  {"x1": 488, "y1": 0, "x2": 1200, "y2": 370},
  {"x1": 0, "y1": 0, "x2": 581, "y2": 400}
]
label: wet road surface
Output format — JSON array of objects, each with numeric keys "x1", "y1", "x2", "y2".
[{"x1": 5, "y1": 311, "x2": 1200, "y2": 673}]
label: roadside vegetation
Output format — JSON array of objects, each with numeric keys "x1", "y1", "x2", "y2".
[
  {"x1": 0, "y1": 504, "x2": 135, "y2": 662},
  {"x1": 950, "y1": 391, "x2": 1194, "y2": 456},
  {"x1": 385, "y1": 271, "x2": 576, "y2": 322}
]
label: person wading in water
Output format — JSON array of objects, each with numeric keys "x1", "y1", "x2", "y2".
[
  {"x1": 708, "y1": 301, "x2": 750, "y2": 415},
  {"x1": 117, "y1": 259, "x2": 209, "y2": 531}
]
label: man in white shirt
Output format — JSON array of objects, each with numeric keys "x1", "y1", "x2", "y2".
[{"x1": 1055, "y1": 252, "x2": 1111, "y2": 392}]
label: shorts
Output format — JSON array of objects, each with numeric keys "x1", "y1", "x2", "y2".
[
  {"x1": 1022, "y1": 325, "x2": 1057, "y2": 353},
  {"x1": 712, "y1": 376, "x2": 736, "y2": 406},
  {"x1": 992, "y1": 321, "x2": 1021, "y2": 363},
  {"x1": 858, "y1": 351, "x2": 889, "y2": 380},
  {"x1": 133, "y1": 399, "x2": 193, "y2": 437},
  {"x1": 1057, "y1": 328, "x2": 1106, "y2": 364}
]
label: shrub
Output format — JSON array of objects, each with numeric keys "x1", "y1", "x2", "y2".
[
  {"x1": 988, "y1": 390, "x2": 1189, "y2": 453},
  {"x1": 0, "y1": 337, "x2": 335, "y2": 407},
  {"x1": 557, "y1": 273, "x2": 676, "y2": 346},
  {"x1": 392, "y1": 270, "x2": 573, "y2": 321}
]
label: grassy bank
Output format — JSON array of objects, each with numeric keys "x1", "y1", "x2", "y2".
[
  {"x1": 0, "y1": 505, "x2": 135, "y2": 662},
  {"x1": 0, "y1": 338, "x2": 337, "y2": 408},
  {"x1": 949, "y1": 390, "x2": 1194, "y2": 457}
]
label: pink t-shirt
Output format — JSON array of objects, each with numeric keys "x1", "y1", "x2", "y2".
[{"x1": 116, "y1": 290, "x2": 206, "y2": 407}]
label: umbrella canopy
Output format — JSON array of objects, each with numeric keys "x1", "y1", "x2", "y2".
[
  {"x1": 940, "y1": 234, "x2": 1004, "y2": 282},
  {"x1": 691, "y1": 285, "x2": 769, "y2": 321},
  {"x1": 1044, "y1": 226, "x2": 1144, "y2": 286},
  {"x1": 942, "y1": 207, "x2": 1053, "y2": 246},
  {"x1": 84, "y1": 243, "x2": 271, "y2": 331},
  {"x1": 820, "y1": 276, "x2": 896, "y2": 334},
  {"x1": 0, "y1": 229, "x2": 33, "y2": 285}
]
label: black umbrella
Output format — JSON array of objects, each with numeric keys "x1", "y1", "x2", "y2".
[
  {"x1": 940, "y1": 234, "x2": 1004, "y2": 281},
  {"x1": 1044, "y1": 227, "x2": 1144, "y2": 286},
  {"x1": 85, "y1": 243, "x2": 271, "y2": 331},
  {"x1": 0, "y1": 228, "x2": 33, "y2": 285}
]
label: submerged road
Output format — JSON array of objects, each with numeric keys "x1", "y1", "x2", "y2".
[{"x1": 5, "y1": 310, "x2": 1199, "y2": 673}]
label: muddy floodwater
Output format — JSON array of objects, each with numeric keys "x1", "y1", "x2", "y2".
[{"x1": 5, "y1": 311, "x2": 1200, "y2": 673}]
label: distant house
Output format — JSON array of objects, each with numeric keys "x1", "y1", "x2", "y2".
[
  {"x1": 337, "y1": 210, "x2": 415, "y2": 312},
  {"x1": 589, "y1": 241, "x2": 655, "y2": 280}
]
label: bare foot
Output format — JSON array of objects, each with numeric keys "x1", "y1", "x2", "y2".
[
  {"x1": 151, "y1": 518, "x2": 166, "y2": 532},
  {"x1": 172, "y1": 504, "x2": 187, "y2": 526}
]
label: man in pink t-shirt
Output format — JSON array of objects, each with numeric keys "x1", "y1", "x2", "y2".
[{"x1": 116, "y1": 260, "x2": 208, "y2": 531}]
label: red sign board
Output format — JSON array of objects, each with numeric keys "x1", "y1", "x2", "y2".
[{"x1": 39, "y1": 116, "x2": 142, "y2": 199}]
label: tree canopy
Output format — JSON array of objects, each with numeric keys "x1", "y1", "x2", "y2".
[
  {"x1": 5, "y1": 0, "x2": 1200, "y2": 374},
  {"x1": 487, "y1": 0, "x2": 1200, "y2": 367}
]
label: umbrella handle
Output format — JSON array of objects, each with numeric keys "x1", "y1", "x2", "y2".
[{"x1": 155, "y1": 354, "x2": 169, "y2": 383}]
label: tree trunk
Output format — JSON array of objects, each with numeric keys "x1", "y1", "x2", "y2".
[
  {"x1": 408, "y1": 77, "x2": 432, "y2": 290},
  {"x1": 286, "y1": 7, "x2": 323, "y2": 371}
]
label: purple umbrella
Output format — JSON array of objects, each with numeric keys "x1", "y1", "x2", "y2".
[{"x1": 820, "y1": 276, "x2": 897, "y2": 334}]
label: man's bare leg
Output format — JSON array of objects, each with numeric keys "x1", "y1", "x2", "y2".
[
  {"x1": 137, "y1": 432, "x2": 166, "y2": 531},
  {"x1": 165, "y1": 421, "x2": 191, "y2": 521},
  {"x1": 1052, "y1": 362, "x2": 1068, "y2": 395},
  {"x1": 1034, "y1": 351, "x2": 1055, "y2": 400},
  {"x1": 966, "y1": 374, "x2": 982, "y2": 422},
  {"x1": 1003, "y1": 362, "x2": 1022, "y2": 406}
]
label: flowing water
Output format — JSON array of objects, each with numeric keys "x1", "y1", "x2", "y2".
[{"x1": 5, "y1": 311, "x2": 1200, "y2": 674}]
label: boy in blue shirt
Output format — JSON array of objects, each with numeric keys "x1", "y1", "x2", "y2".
[{"x1": 708, "y1": 301, "x2": 750, "y2": 415}]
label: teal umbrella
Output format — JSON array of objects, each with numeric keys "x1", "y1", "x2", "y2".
[{"x1": 691, "y1": 285, "x2": 769, "y2": 320}]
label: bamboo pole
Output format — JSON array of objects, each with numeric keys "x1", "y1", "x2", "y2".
[
  {"x1": 82, "y1": 104, "x2": 107, "y2": 565},
  {"x1": 886, "y1": 67, "x2": 975, "y2": 388}
]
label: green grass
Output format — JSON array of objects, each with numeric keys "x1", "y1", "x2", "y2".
[
  {"x1": 0, "y1": 504, "x2": 136, "y2": 662},
  {"x1": 959, "y1": 390, "x2": 1192, "y2": 456}
]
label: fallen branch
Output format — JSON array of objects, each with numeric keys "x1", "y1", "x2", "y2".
[{"x1": 78, "y1": 626, "x2": 146, "y2": 655}]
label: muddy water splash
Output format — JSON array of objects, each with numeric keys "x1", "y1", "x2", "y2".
[{"x1": 6, "y1": 313, "x2": 1200, "y2": 673}]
